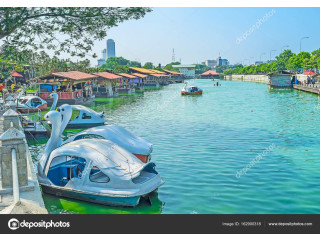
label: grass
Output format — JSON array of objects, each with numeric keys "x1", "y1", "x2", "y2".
[{"x1": 26, "y1": 89, "x2": 38, "y2": 93}]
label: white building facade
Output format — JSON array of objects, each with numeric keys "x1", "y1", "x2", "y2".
[{"x1": 172, "y1": 65, "x2": 196, "y2": 77}]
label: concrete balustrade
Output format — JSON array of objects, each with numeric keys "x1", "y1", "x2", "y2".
[{"x1": 0, "y1": 109, "x2": 47, "y2": 214}]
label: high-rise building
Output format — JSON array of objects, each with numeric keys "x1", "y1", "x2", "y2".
[
  {"x1": 102, "y1": 49, "x2": 107, "y2": 60},
  {"x1": 107, "y1": 39, "x2": 115, "y2": 58},
  {"x1": 216, "y1": 56, "x2": 229, "y2": 66}
]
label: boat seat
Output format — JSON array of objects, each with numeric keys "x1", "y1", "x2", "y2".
[{"x1": 90, "y1": 171, "x2": 110, "y2": 183}]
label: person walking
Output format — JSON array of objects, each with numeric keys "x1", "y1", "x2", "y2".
[
  {"x1": 312, "y1": 76, "x2": 315, "y2": 87},
  {"x1": 307, "y1": 75, "x2": 311, "y2": 85}
]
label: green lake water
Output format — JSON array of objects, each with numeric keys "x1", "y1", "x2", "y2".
[{"x1": 28, "y1": 79, "x2": 320, "y2": 214}]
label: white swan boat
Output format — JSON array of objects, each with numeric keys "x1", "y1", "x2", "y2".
[
  {"x1": 4, "y1": 90, "x2": 47, "y2": 113},
  {"x1": 181, "y1": 83, "x2": 203, "y2": 95},
  {"x1": 58, "y1": 104, "x2": 153, "y2": 163},
  {"x1": 37, "y1": 110, "x2": 164, "y2": 207},
  {"x1": 50, "y1": 93, "x2": 106, "y2": 128}
]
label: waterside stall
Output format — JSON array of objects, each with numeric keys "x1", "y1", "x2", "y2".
[
  {"x1": 201, "y1": 70, "x2": 220, "y2": 79},
  {"x1": 93, "y1": 72, "x2": 121, "y2": 98},
  {"x1": 34, "y1": 71, "x2": 96, "y2": 107},
  {"x1": 116, "y1": 73, "x2": 136, "y2": 94},
  {"x1": 163, "y1": 69, "x2": 185, "y2": 83},
  {"x1": 129, "y1": 67, "x2": 161, "y2": 87},
  {"x1": 131, "y1": 73, "x2": 147, "y2": 91},
  {"x1": 267, "y1": 71, "x2": 293, "y2": 89},
  {"x1": 150, "y1": 73, "x2": 169, "y2": 86}
]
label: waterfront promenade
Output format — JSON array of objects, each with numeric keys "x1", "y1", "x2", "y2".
[{"x1": 293, "y1": 84, "x2": 320, "y2": 95}]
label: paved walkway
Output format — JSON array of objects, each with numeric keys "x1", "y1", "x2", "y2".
[{"x1": 293, "y1": 84, "x2": 320, "y2": 95}]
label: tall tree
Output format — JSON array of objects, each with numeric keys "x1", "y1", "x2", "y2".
[
  {"x1": 0, "y1": 7, "x2": 151, "y2": 57},
  {"x1": 274, "y1": 49, "x2": 294, "y2": 70},
  {"x1": 100, "y1": 57, "x2": 130, "y2": 70},
  {"x1": 143, "y1": 62, "x2": 153, "y2": 69}
]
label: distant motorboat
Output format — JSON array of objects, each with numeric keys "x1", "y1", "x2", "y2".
[
  {"x1": 181, "y1": 83, "x2": 203, "y2": 95},
  {"x1": 37, "y1": 110, "x2": 164, "y2": 207}
]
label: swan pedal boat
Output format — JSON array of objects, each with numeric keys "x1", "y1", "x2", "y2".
[
  {"x1": 49, "y1": 93, "x2": 106, "y2": 128},
  {"x1": 63, "y1": 105, "x2": 106, "y2": 129},
  {"x1": 57, "y1": 103, "x2": 153, "y2": 163},
  {"x1": 181, "y1": 86, "x2": 203, "y2": 95},
  {"x1": 63, "y1": 125, "x2": 153, "y2": 163},
  {"x1": 38, "y1": 110, "x2": 163, "y2": 207},
  {"x1": 15, "y1": 96, "x2": 47, "y2": 113}
]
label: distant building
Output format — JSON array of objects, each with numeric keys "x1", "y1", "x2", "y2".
[
  {"x1": 172, "y1": 64, "x2": 196, "y2": 77},
  {"x1": 255, "y1": 61, "x2": 263, "y2": 65},
  {"x1": 102, "y1": 49, "x2": 107, "y2": 60},
  {"x1": 98, "y1": 49, "x2": 107, "y2": 67},
  {"x1": 216, "y1": 57, "x2": 229, "y2": 66},
  {"x1": 98, "y1": 58, "x2": 106, "y2": 67},
  {"x1": 205, "y1": 60, "x2": 218, "y2": 68},
  {"x1": 107, "y1": 39, "x2": 115, "y2": 58},
  {"x1": 97, "y1": 39, "x2": 116, "y2": 66}
]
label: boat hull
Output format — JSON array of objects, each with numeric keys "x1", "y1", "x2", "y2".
[
  {"x1": 48, "y1": 122, "x2": 106, "y2": 129},
  {"x1": 17, "y1": 103, "x2": 47, "y2": 113},
  {"x1": 41, "y1": 184, "x2": 152, "y2": 207},
  {"x1": 45, "y1": 96, "x2": 95, "y2": 107},
  {"x1": 181, "y1": 90, "x2": 203, "y2": 95},
  {"x1": 134, "y1": 154, "x2": 151, "y2": 163},
  {"x1": 66, "y1": 122, "x2": 106, "y2": 129}
]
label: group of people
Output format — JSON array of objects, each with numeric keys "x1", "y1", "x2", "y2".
[{"x1": 292, "y1": 75, "x2": 316, "y2": 86}]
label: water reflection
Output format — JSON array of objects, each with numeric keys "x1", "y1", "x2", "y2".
[{"x1": 43, "y1": 192, "x2": 164, "y2": 214}]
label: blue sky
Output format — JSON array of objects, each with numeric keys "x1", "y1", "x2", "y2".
[{"x1": 88, "y1": 7, "x2": 320, "y2": 66}]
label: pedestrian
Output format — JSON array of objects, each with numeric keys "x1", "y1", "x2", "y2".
[
  {"x1": 11, "y1": 83, "x2": 15, "y2": 93},
  {"x1": 307, "y1": 75, "x2": 311, "y2": 85},
  {"x1": 312, "y1": 76, "x2": 315, "y2": 86},
  {"x1": 0, "y1": 82, "x2": 4, "y2": 97},
  {"x1": 291, "y1": 75, "x2": 296, "y2": 85}
]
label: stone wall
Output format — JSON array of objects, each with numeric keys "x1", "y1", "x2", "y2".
[{"x1": 224, "y1": 74, "x2": 269, "y2": 84}]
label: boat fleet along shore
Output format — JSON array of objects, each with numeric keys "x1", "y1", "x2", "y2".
[{"x1": 0, "y1": 67, "x2": 193, "y2": 207}]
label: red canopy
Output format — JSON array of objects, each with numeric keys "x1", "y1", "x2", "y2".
[
  {"x1": 303, "y1": 70, "x2": 317, "y2": 75},
  {"x1": 11, "y1": 71, "x2": 23, "y2": 77}
]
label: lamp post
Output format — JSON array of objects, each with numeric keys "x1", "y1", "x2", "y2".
[
  {"x1": 300, "y1": 37, "x2": 309, "y2": 52},
  {"x1": 270, "y1": 50, "x2": 276, "y2": 61},
  {"x1": 260, "y1": 53, "x2": 265, "y2": 62}
]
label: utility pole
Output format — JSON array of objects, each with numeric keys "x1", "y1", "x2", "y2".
[{"x1": 172, "y1": 48, "x2": 175, "y2": 62}]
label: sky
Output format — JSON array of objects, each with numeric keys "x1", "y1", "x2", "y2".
[{"x1": 66, "y1": 7, "x2": 320, "y2": 66}]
